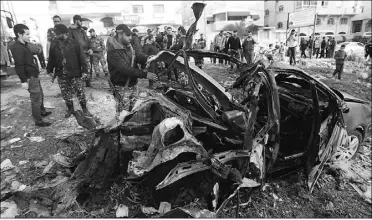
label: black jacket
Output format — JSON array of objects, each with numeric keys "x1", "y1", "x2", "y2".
[
  {"x1": 68, "y1": 25, "x2": 91, "y2": 51},
  {"x1": 143, "y1": 43, "x2": 159, "y2": 55},
  {"x1": 227, "y1": 36, "x2": 242, "y2": 50},
  {"x1": 106, "y1": 36, "x2": 148, "y2": 87},
  {"x1": 321, "y1": 40, "x2": 326, "y2": 49},
  {"x1": 10, "y1": 40, "x2": 39, "y2": 83},
  {"x1": 47, "y1": 38, "x2": 88, "y2": 78}
]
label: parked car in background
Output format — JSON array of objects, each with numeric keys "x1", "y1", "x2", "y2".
[
  {"x1": 362, "y1": 32, "x2": 371, "y2": 38},
  {"x1": 335, "y1": 42, "x2": 365, "y2": 56}
]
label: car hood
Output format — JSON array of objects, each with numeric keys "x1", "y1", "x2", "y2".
[{"x1": 339, "y1": 91, "x2": 370, "y2": 104}]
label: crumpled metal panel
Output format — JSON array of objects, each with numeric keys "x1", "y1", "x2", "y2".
[{"x1": 127, "y1": 117, "x2": 207, "y2": 177}]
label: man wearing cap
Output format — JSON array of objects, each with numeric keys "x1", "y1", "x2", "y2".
[
  {"x1": 89, "y1": 28, "x2": 108, "y2": 77},
  {"x1": 68, "y1": 15, "x2": 93, "y2": 86},
  {"x1": 106, "y1": 24, "x2": 158, "y2": 111},
  {"x1": 47, "y1": 24, "x2": 91, "y2": 118}
]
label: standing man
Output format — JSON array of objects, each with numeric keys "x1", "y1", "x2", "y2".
[
  {"x1": 222, "y1": 32, "x2": 231, "y2": 65},
  {"x1": 47, "y1": 24, "x2": 91, "y2": 118},
  {"x1": 106, "y1": 24, "x2": 158, "y2": 111},
  {"x1": 197, "y1": 33, "x2": 206, "y2": 49},
  {"x1": 164, "y1": 27, "x2": 176, "y2": 50},
  {"x1": 213, "y1": 30, "x2": 224, "y2": 64},
  {"x1": 89, "y1": 28, "x2": 108, "y2": 77},
  {"x1": 313, "y1": 37, "x2": 320, "y2": 58},
  {"x1": 227, "y1": 30, "x2": 242, "y2": 70},
  {"x1": 131, "y1": 29, "x2": 143, "y2": 56},
  {"x1": 319, "y1": 37, "x2": 326, "y2": 58},
  {"x1": 242, "y1": 31, "x2": 256, "y2": 65},
  {"x1": 46, "y1": 15, "x2": 61, "y2": 60},
  {"x1": 68, "y1": 15, "x2": 93, "y2": 87},
  {"x1": 333, "y1": 44, "x2": 347, "y2": 80},
  {"x1": 300, "y1": 37, "x2": 308, "y2": 58},
  {"x1": 308, "y1": 36, "x2": 313, "y2": 58},
  {"x1": 155, "y1": 27, "x2": 163, "y2": 50},
  {"x1": 329, "y1": 37, "x2": 336, "y2": 58},
  {"x1": 10, "y1": 24, "x2": 52, "y2": 127},
  {"x1": 286, "y1": 29, "x2": 297, "y2": 65}
]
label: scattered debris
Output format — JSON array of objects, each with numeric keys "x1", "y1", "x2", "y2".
[
  {"x1": 1, "y1": 137, "x2": 21, "y2": 148},
  {"x1": 52, "y1": 153, "x2": 74, "y2": 168},
  {"x1": 10, "y1": 181, "x2": 27, "y2": 191},
  {"x1": 10, "y1": 145, "x2": 23, "y2": 149},
  {"x1": 28, "y1": 136, "x2": 45, "y2": 142},
  {"x1": 1, "y1": 126, "x2": 13, "y2": 140},
  {"x1": 158, "y1": 202, "x2": 172, "y2": 214},
  {"x1": 34, "y1": 161, "x2": 49, "y2": 168},
  {"x1": 1, "y1": 159, "x2": 15, "y2": 171},
  {"x1": 18, "y1": 160, "x2": 29, "y2": 166},
  {"x1": 140, "y1": 206, "x2": 159, "y2": 215},
  {"x1": 116, "y1": 204, "x2": 129, "y2": 217},
  {"x1": 350, "y1": 183, "x2": 372, "y2": 204},
  {"x1": 29, "y1": 200, "x2": 50, "y2": 217},
  {"x1": 42, "y1": 161, "x2": 56, "y2": 174},
  {"x1": 1, "y1": 200, "x2": 19, "y2": 218},
  {"x1": 43, "y1": 101, "x2": 55, "y2": 109},
  {"x1": 325, "y1": 201, "x2": 335, "y2": 211}
]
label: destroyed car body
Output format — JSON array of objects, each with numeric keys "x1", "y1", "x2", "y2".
[{"x1": 93, "y1": 48, "x2": 371, "y2": 211}]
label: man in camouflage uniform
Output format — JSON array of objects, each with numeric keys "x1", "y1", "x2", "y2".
[
  {"x1": 47, "y1": 24, "x2": 91, "y2": 118},
  {"x1": 89, "y1": 28, "x2": 108, "y2": 77},
  {"x1": 46, "y1": 15, "x2": 61, "y2": 60}
]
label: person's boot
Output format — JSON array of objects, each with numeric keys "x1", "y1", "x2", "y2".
[
  {"x1": 65, "y1": 103, "x2": 74, "y2": 118},
  {"x1": 81, "y1": 102, "x2": 92, "y2": 117},
  {"x1": 41, "y1": 111, "x2": 52, "y2": 117}
]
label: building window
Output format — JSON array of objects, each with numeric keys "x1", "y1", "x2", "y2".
[
  {"x1": 340, "y1": 18, "x2": 348, "y2": 25},
  {"x1": 321, "y1": 1, "x2": 328, "y2": 6},
  {"x1": 228, "y1": 16, "x2": 246, "y2": 21},
  {"x1": 296, "y1": 1, "x2": 317, "y2": 10},
  {"x1": 265, "y1": 10, "x2": 269, "y2": 16},
  {"x1": 316, "y1": 18, "x2": 321, "y2": 25},
  {"x1": 153, "y1": 4, "x2": 164, "y2": 14},
  {"x1": 133, "y1": 5, "x2": 144, "y2": 14},
  {"x1": 279, "y1": 5, "x2": 284, "y2": 12},
  {"x1": 327, "y1": 18, "x2": 335, "y2": 25},
  {"x1": 277, "y1": 22, "x2": 283, "y2": 29}
]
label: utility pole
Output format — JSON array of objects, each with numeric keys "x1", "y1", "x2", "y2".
[{"x1": 310, "y1": 6, "x2": 317, "y2": 59}]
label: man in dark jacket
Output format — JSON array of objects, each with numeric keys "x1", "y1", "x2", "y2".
[
  {"x1": 47, "y1": 24, "x2": 91, "y2": 118},
  {"x1": 131, "y1": 29, "x2": 143, "y2": 56},
  {"x1": 300, "y1": 37, "x2": 307, "y2": 58},
  {"x1": 242, "y1": 31, "x2": 256, "y2": 65},
  {"x1": 10, "y1": 24, "x2": 52, "y2": 127},
  {"x1": 319, "y1": 37, "x2": 326, "y2": 58},
  {"x1": 68, "y1": 15, "x2": 93, "y2": 87},
  {"x1": 227, "y1": 30, "x2": 242, "y2": 70},
  {"x1": 107, "y1": 24, "x2": 157, "y2": 87},
  {"x1": 106, "y1": 24, "x2": 158, "y2": 111},
  {"x1": 333, "y1": 44, "x2": 347, "y2": 80}
]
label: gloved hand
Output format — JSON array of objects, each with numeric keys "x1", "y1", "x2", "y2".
[{"x1": 21, "y1": 82, "x2": 29, "y2": 90}]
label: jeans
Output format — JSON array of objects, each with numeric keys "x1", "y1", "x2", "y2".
[
  {"x1": 313, "y1": 48, "x2": 320, "y2": 58},
  {"x1": 214, "y1": 46, "x2": 223, "y2": 64},
  {"x1": 28, "y1": 76, "x2": 45, "y2": 123},
  {"x1": 288, "y1": 47, "x2": 296, "y2": 65},
  {"x1": 300, "y1": 48, "x2": 307, "y2": 58},
  {"x1": 333, "y1": 64, "x2": 344, "y2": 79},
  {"x1": 319, "y1": 48, "x2": 325, "y2": 58},
  {"x1": 243, "y1": 50, "x2": 255, "y2": 65}
]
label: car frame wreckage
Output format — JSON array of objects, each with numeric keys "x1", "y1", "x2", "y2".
[{"x1": 3, "y1": 3, "x2": 370, "y2": 218}]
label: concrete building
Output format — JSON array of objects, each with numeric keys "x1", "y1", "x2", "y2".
[
  {"x1": 351, "y1": 1, "x2": 372, "y2": 34},
  {"x1": 180, "y1": 1, "x2": 264, "y2": 49},
  {"x1": 50, "y1": 1, "x2": 182, "y2": 34},
  {"x1": 263, "y1": 0, "x2": 371, "y2": 43}
]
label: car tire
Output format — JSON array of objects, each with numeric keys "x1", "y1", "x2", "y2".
[{"x1": 348, "y1": 130, "x2": 363, "y2": 160}]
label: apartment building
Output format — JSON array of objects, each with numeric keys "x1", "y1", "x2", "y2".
[{"x1": 264, "y1": 0, "x2": 370, "y2": 43}]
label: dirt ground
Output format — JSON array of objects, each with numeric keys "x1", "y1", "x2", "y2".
[{"x1": 1, "y1": 59, "x2": 371, "y2": 218}]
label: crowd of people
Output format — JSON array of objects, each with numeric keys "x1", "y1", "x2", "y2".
[{"x1": 4, "y1": 13, "x2": 372, "y2": 128}]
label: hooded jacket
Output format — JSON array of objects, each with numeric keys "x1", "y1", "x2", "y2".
[
  {"x1": 47, "y1": 37, "x2": 88, "y2": 78},
  {"x1": 68, "y1": 24, "x2": 91, "y2": 51},
  {"x1": 106, "y1": 36, "x2": 148, "y2": 87}
]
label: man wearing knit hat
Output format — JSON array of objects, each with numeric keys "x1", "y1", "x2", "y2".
[{"x1": 47, "y1": 24, "x2": 91, "y2": 118}]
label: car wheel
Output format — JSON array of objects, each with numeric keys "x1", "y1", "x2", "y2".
[{"x1": 333, "y1": 130, "x2": 363, "y2": 161}]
